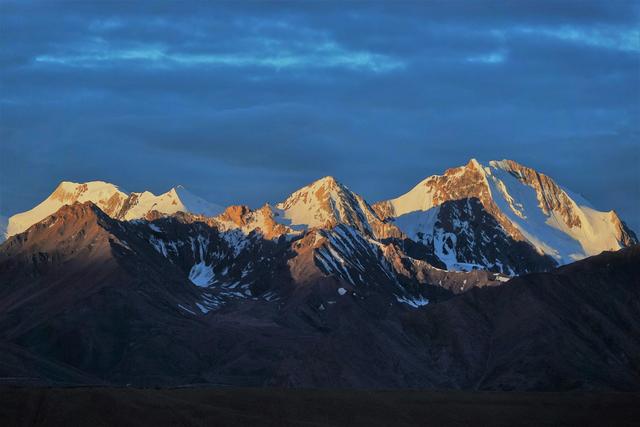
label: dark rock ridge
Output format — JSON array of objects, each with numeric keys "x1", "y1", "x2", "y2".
[{"x1": 0, "y1": 201, "x2": 638, "y2": 390}]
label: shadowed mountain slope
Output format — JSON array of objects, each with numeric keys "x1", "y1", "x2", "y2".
[{"x1": 0, "y1": 200, "x2": 638, "y2": 390}]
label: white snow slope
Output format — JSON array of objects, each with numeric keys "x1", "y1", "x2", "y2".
[
  {"x1": 5, "y1": 181, "x2": 128, "y2": 240},
  {"x1": 122, "y1": 185, "x2": 223, "y2": 220},
  {"x1": 3, "y1": 181, "x2": 223, "y2": 241}
]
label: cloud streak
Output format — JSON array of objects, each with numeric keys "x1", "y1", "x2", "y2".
[
  {"x1": 517, "y1": 26, "x2": 640, "y2": 52},
  {"x1": 34, "y1": 39, "x2": 405, "y2": 73},
  {"x1": 466, "y1": 50, "x2": 507, "y2": 64}
]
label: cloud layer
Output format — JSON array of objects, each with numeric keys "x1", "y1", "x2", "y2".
[{"x1": 1, "y1": 1, "x2": 639, "y2": 230}]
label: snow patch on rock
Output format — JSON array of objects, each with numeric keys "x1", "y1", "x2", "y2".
[
  {"x1": 189, "y1": 261, "x2": 215, "y2": 287},
  {"x1": 395, "y1": 294, "x2": 429, "y2": 308}
]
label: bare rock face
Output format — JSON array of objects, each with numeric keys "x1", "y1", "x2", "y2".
[
  {"x1": 0, "y1": 202, "x2": 115, "y2": 278},
  {"x1": 218, "y1": 205, "x2": 251, "y2": 227},
  {"x1": 608, "y1": 210, "x2": 638, "y2": 247},
  {"x1": 434, "y1": 198, "x2": 556, "y2": 274},
  {"x1": 0, "y1": 200, "x2": 638, "y2": 390}
]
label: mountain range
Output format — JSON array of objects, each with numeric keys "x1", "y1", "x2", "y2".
[{"x1": 0, "y1": 159, "x2": 638, "y2": 390}]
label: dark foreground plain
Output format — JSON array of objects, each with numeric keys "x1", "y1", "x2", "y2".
[{"x1": 0, "y1": 387, "x2": 639, "y2": 427}]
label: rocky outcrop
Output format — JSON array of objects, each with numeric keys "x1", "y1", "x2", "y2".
[
  {"x1": 609, "y1": 210, "x2": 638, "y2": 247},
  {"x1": 217, "y1": 205, "x2": 251, "y2": 227}
]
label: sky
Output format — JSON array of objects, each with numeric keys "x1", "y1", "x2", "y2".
[{"x1": 1, "y1": 1, "x2": 639, "y2": 231}]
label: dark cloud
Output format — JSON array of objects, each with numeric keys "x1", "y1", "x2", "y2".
[{"x1": 1, "y1": 0, "x2": 638, "y2": 231}]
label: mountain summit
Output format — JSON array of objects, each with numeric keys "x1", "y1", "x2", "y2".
[
  {"x1": 273, "y1": 176, "x2": 388, "y2": 237},
  {"x1": 5, "y1": 181, "x2": 128, "y2": 239},
  {"x1": 374, "y1": 159, "x2": 637, "y2": 271},
  {"x1": 3, "y1": 181, "x2": 223, "y2": 241}
]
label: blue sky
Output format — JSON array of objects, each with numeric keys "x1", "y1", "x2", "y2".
[{"x1": 1, "y1": 1, "x2": 639, "y2": 230}]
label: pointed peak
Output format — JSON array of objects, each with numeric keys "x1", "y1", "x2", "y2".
[
  {"x1": 159, "y1": 186, "x2": 223, "y2": 217},
  {"x1": 285, "y1": 175, "x2": 346, "y2": 199},
  {"x1": 466, "y1": 158, "x2": 484, "y2": 170},
  {"x1": 51, "y1": 201, "x2": 108, "y2": 221},
  {"x1": 309, "y1": 176, "x2": 351, "y2": 194},
  {"x1": 11, "y1": 201, "x2": 116, "y2": 245},
  {"x1": 163, "y1": 186, "x2": 190, "y2": 200},
  {"x1": 313, "y1": 176, "x2": 341, "y2": 187},
  {"x1": 167, "y1": 185, "x2": 200, "y2": 200},
  {"x1": 166, "y1": 187, "x2": 180, "y2": 197}
]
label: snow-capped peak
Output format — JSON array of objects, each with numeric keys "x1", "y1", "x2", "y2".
[
  {"x1": 51, "y1": 180, "x2": 127, "y2": 203},
  {"x1": 375, "y1": 159, "x2": 637, "y2": 268},
  {"x1": 114, "y1": 185, "x2": 224, "y2": 220},
  {"x1": 483, "y1": 159, "x2": 636, "y2": 260},
  {"x1": 170, "y1": 185, "x2": 224, "y2": 217},
  {"x1": 274, "y1": 176, "x2": 383, "y2": 236},
  {"x1": 284, "y1": 176, "x2": 342, "y2": 198},
  {"x1": 5, "y1": 181, "x2": 129, "y2": 239},
  {"x1": 277, "y1": 176, "x2": 348, "y2": 211},
  {"x1": 374, "y1": 158, "x2": 491, "y2": 219},
  {"x1": 312, "y1": 175, "x2": 340, "y2": 187},
  {"x1": 3, "y1": 180, "x2": 223, "y2": 241}
]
